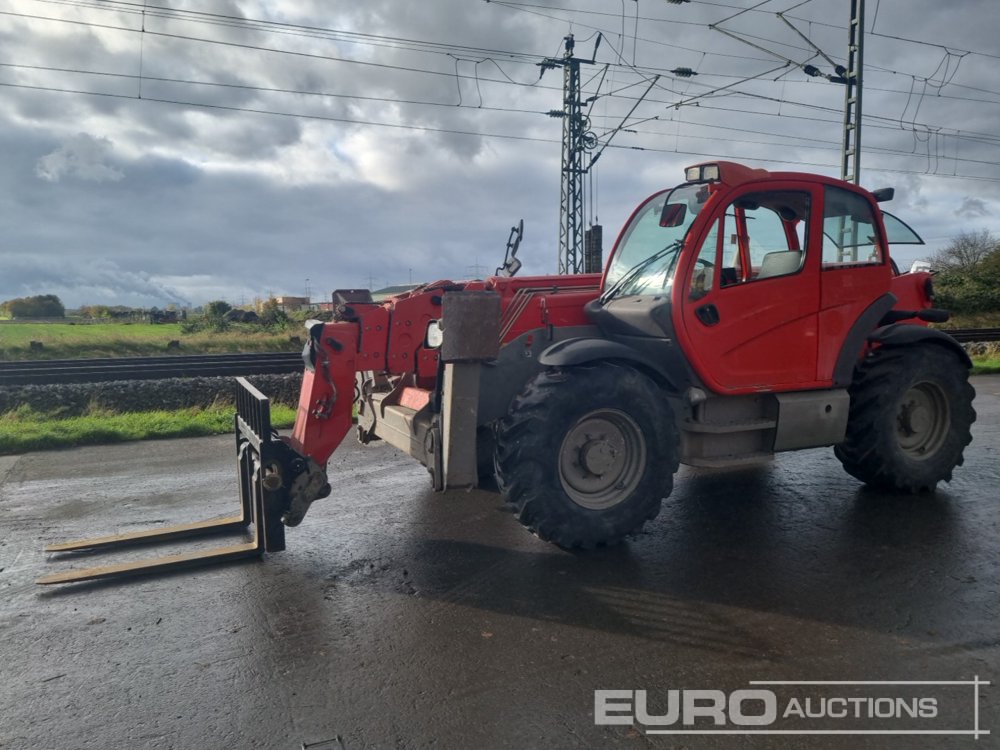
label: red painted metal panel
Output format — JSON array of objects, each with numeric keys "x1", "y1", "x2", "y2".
[{"x1": 289, "y1": 323, "x2": 358, "y2": 464}]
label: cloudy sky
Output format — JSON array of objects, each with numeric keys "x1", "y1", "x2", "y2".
[{"x1": 0, "y1": 0, "x2": 997, "y2": 308}]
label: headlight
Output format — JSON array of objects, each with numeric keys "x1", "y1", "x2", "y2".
[
  {"x1": 684, "y1": 163, "x2": 720, "y2": 183},
  {"x1": 425, "y1": 320, "x2": 443, "y2": 348}
]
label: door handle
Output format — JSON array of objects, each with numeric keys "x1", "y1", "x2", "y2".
[{"x1": 695, "y1": 303, "x2": 720, "y2": 326}]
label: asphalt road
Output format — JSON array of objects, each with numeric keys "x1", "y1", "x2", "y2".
[{"x1": 1, "y1": 376, "x2": 998, "y2": 749}]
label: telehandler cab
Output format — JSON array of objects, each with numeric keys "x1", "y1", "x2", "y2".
[{"x1": 39, "y1": 161, "x2": 975, "y2": 584}]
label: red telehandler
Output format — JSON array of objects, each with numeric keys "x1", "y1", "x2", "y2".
[{"x1": 39, "y1": 161, "x2": 976, "y2": 584}]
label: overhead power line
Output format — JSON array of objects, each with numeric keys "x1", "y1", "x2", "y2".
[
  {"x1": 4, "y1": 2, "x2": 999, "y2": 188},
  {"x1": 6, "y1": 58, "x2": 997, "y2": 170},
  {"x1": 6, "y1": 43, "x2": 993, "y2": 150},
  {"x1": 28, "y1": 0, "x2": 553, "y2": 64},
  {"x1": 3, "y1": 77, "x2": 998, "y2": 185},
  {"x1": 14, "y1": 1, "x2": 766, "y2": 79},
  {"x1": 0, "y1": 61, "x2": 553, "y2": 116},
  {"x1": 0, "y1": 78, "x2": 561, "y2": 145},
  {"x1": 783, "y1": 11, "x2": 1000, "y2": 62},
  {"x1": 485, "y1": 0, "x2": 1000, "y2": 111},
  {"x1": 14, "y1": 4, "x2": 1000, "y2": 119},
  {"x1": 0, "y1": 10, "x2": 547, "y2": 87},
  {"x1": 483, "y1": 0, "x2": 784, "y2": 63}
]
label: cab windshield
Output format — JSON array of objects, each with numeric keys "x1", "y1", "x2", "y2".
[{"x1": 604, "y1": 183, "x2": 709, "y2": 298}]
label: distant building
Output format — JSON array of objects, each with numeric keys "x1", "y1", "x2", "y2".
[{"x1": 273, "y1": 295, "x2": 311, "y2": 312}]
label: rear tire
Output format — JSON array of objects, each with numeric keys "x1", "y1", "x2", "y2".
[
  {"x1": 834, "y1": 344, "x2": 975, "y2": 492},
  {"x1": 494, "y1": 363, "x2": 678, "y2": 548}
]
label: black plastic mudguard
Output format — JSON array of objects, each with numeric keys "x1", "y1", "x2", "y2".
[{"x1": 868, "y1": 324, "x2": 973, "y2": 368}]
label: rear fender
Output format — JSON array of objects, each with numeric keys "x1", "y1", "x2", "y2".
[{"x1": 867, "y1": 324, "x2": 972, "y2": 368}]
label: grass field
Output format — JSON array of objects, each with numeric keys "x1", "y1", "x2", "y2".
[
  {"x1": 0, "y1": 321, "x2": 299, "y2": 360},
  {"x1": 0, "y1": 319, "x2": 305, "y2": 454},
  {"x1": 972, "y1": 358, "x2": 1000, "y2": 375},
  {"x1": 0, "y1": 403, "x2": 297, "y2": 455}
]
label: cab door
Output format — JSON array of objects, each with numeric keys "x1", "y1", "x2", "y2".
[
  {"x1": 816, "y1": 185, "x2": 895, "y2": 381},
  {"x1": 677, "y1": 184, "x2": 822, "y2": 393}
]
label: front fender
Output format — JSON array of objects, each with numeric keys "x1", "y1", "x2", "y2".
[{"x1": 538, "y1": 337, "x2": 680, "y2": 390}]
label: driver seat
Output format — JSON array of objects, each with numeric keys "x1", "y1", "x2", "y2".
[{"x1": 757, "y1": 250, "x2": 802, "y2": 279}]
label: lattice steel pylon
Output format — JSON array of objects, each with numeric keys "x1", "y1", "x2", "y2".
[
  {"x1": 543, "y1": 35, "x2": 598, "y2": 275},
  {"x1": 559, "y1": 48, "x2": 584, "y2": 275},
  {"x1": 840, "y1": 0, "x2": 865, "y2": 184}
]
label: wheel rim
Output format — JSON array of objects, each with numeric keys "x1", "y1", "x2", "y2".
[
  {"x1": 558, "y1": 409, "x2": 646, "y2": 510},
  {"x1": 895, "y1": 382, "x2": 950, "y2": 459}
]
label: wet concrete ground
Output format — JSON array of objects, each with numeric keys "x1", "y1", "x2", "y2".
[{"x1": 1, "y1": 376, "x2": 998, "y2": 749}]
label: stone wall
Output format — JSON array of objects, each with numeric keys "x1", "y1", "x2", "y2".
[{"x1": 0, "y1": 373, "x2": 303, "y2": 416}]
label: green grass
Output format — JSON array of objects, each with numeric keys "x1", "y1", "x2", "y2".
[
  {"x1": 0, "y1": 403, "x2": 297, "y2": 455},
  {"x1": 0, "y1": 321, "x2": 299, "y2": 360},
  {"x1": 971, "y1": 358, "x2": 1000, "y2": 375}
]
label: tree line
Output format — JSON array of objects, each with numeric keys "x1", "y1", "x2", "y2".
[
  {"x1": 930, "y1": 230, "x2": 1000, "y2": 314},
  {"x1": 3, "y1": 232, "x2": 997, "y2": 323},
  {"x1": 0, "y1": 296, "x2": 188, "y2": 321},
  {"x1": 0, "y1": 294, "x2": 65, "y2": 318}
]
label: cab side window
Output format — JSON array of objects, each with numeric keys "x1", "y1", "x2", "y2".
[
  {"x1": 688, "y1": 221, "x2": 720, "y2": 300},
  {"x1": 721, "y1": 191, "x2": 810, "y2": 287},
  {"x1": 822, "y1": 186, "x2": 882, "y2": 267}
]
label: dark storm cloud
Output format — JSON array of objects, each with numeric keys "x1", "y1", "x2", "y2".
[
  {"x1": 3, "y1": 253, "x2": 190, "y2": 306},
  {"x1": 0, "y1": 0, "x2": 997, "y2": 306},
  {"x1": 0, "y1": 115, "x2": 562, "y2": 306}
]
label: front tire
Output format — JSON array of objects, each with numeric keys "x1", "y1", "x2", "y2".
[
  {"x1": 834, "y1": 344, "x2": 975, "y2": 492},
  {"x1": 494, "y1": 363, "x2": 678, "y2": 548}
]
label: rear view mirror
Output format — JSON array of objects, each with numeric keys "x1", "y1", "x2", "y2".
[
  {"x1": 501, "y1": 257, "x2": 522, "y2": 277},
  {"x1": 496, "y1": 219, "x2": 524, "y2": 277},
  {"x1": 660, "y1": 202, "x2": 686, "y2": 227}
]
